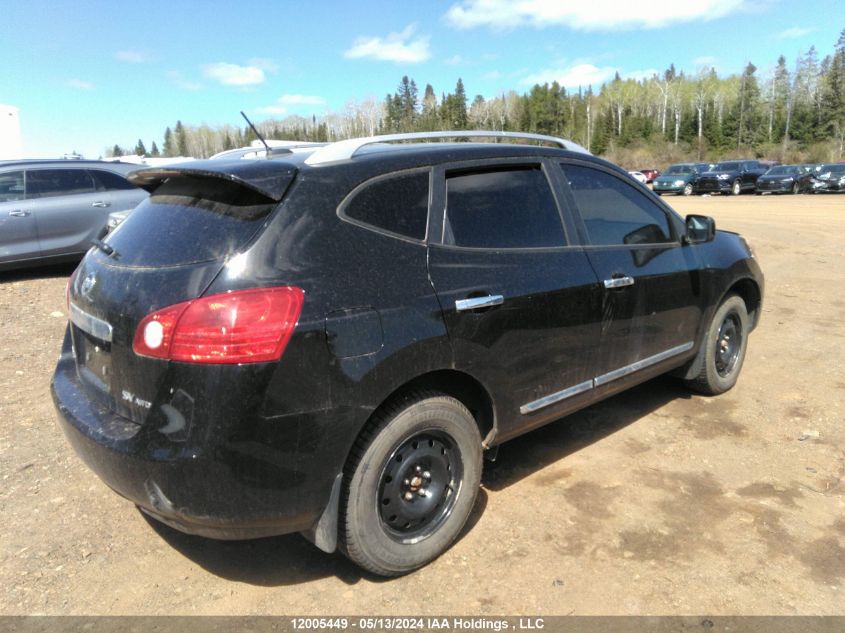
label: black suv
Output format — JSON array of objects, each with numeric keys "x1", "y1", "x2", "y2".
[
  {"x1": 694, "y1": 160, "x2": 768, "y2": 195},
  {"x1": 52, "y1": 131, "x2": 763, "y2": 576}
]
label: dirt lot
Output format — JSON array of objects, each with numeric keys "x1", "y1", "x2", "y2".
[{"x1": 1, "y1": 194, "x2": 843, "y2": 616}]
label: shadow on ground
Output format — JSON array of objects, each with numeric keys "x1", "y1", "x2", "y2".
[
  {"x1": 0, "y1": 262, "x2": 77, "y2": 283},
  {"x1": 144, "y1": 488, "x2": 489, "y2": 587}
]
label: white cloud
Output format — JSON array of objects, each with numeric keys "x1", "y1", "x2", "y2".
[
  {"x1": 444, "y1": 54, "x2": 464, "y2": 66},
  {"x1": 693, "y1": 55, "x2": 718, "y2": 67},
  {"x1": 65, "y1": 79, "x2": 94, "y2": 90},
  {"x1": 445, "y1": 0, "x2": 745, "y2": 31},
  {"x1": 256, "y1": 105, "x2": 287, "y2": 115},
  {"x1": 482, "y1": 70, "x2": 501, "y2": 81},
  {"x1": 521, "y1": 63, "x2": 616, "y2": 88},
  {"x1": 248, "y1": 57, "x2": 279, "y2": 73},
  {"x1": 203, "y1": 62, "x2": 265, "y2": 86},
  {"x1": 278, "y1": 94, "x2": 326, "y2": 105},
  {"x1": 167, "y1": 71, "x2": 202, "y2": 91},
  {"x1": 344, "y1": 24, "x2": 431, "y2": 63},
  {"x1": 115, "y1": 50, "x2": 147, "y2": 63},
  {"x1": 776, "y1": 27, "x2": 814, "y2": 39},
  {"x1": 257, "y1": 94, "x2": 327, "y2": 116}
]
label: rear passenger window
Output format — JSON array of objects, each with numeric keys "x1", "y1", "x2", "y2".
[
  {"x1": 0, "y1": 170, "x2": 24, "y2": 202},
  {"x1": 90, "y1": 170, "x2": 138, "y2": 191},
  {"x1": 561, "y1": 164, "x2": 674, "y2": 246},
  {"x1": 343, "y1": 171, "x2": 429, "y2": 240},
  {"x1": 27, "y1": 169, "x2": 95, "y2": 199},
  {"x1": 444, "y1": 166, "x2": 565, "y2": 249}
]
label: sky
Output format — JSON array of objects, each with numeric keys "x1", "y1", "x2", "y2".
[{"x1": 0, "y1": 0, "x2": 841, "y2": 159}]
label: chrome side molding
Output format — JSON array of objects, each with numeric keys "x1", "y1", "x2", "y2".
[
  {"x1": 593, "y1": 342, "x2": 693, "y2": 387},
  {"x1": 520, "y1": 341, "x2": 694, "y2": 414},
  {"x1": 519, "y1": 380, "x2": 593, "y2": 415}
]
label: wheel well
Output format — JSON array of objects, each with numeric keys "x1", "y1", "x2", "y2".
[
  {"x1": 727, "y1": 278, "x2": 761, "y2": 328},
  {"x1": 371, "y1": 370, "x2": 496, "y2": 448}
]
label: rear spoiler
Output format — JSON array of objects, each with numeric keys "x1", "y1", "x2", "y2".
[{"x1": 127, "y1": 159, "x2": 298, "y2": 202}]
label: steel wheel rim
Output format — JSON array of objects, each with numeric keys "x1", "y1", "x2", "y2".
[
  {"x1": 377, "y1": 430, "x2": 463, "y2": 543},
  {"x1": 715, "y1": 312, "x2": 742, "y2": 377},
  {"x1": 733, "y1": 181, "x2": 741, "y2": 195}
]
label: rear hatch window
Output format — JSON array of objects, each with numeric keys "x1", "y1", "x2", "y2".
[{"x1": 105, "y1": 175, "x2": 281, "y2": 267}]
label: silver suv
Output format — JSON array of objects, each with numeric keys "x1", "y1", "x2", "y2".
[{"x1": 0, "y1": 159, "x2": 148, "y2": 270}]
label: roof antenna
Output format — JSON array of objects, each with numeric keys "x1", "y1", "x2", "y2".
[{"x1": 240, "y1": 111, "x2": 271, "y2": 158}]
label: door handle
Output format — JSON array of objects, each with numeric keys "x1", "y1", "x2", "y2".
[
  {"x1": 603, "y1": 276, "x2": 634, "y2": 289},
  {"x1": 455, "y1": 294, "x2": 504, "y2": 312},
  {"x1": 8, "y1": 210, "x2": 30, "y2": 217},
  {"x1": 92, "y1": 201, "x2": 111, "y2": 208}
]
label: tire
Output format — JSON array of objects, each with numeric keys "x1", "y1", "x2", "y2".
[
  {"x1": 731, "y1": 179, "x2": 742, "y2": 196},
  {"x1": 683, "y1": 183, "x2": 693, "y2": 196},
  {"x1": 686, "y1": 294, "x2": 749, "y2": 396},
  {"x1": 340, "y1": 391, "x2": 482, "y2": 576},
  {"x1": 792, "y1": 181, "x2": 800, "y2": 195}
]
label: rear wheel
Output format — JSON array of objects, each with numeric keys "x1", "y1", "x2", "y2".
[
  {"x1": 686, "y1": 294, "x2": 749, "y2": 395},
  {"x1": 340, "y1": 392, "x2": 482, "y2": 576},
  {"x1": 792, "y1": 181, "x2": 800, "y2": 194},
  {"x1": 731, "y1": 180, "x2": 742, "y2": 195}
]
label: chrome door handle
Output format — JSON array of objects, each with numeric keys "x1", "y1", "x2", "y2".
[
  {"x1": 603, "y1": 276, "x2": 635, "y2": 289},
  {"x1": 8, "y1": 210, "x2": 30, "y2": 217},
  {"x1": 455, "y1": 294, "x2": 504, "y2": 312},
  {"x1": 92, "y1": 201, "x2": 111, "y2": 208}
]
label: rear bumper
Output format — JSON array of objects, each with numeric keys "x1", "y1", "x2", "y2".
[
  {"x1": 652, "y1": 183, "x2": 684, "y2": 193},
  {"x1": 51, "y1": 347, "x2": 332, "y2": 540},
  {"x1": 755, "y1": 182, "x2": 792, "y2": 193}
]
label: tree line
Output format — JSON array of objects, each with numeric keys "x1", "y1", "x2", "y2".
[{"x1": 106, "y1": 28, "x2": 845, "y2": 166}]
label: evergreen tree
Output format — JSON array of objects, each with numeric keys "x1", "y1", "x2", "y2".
[
  {"x1": 111, "y1": 144, "x2": 123, "y2": 157},
  {"x1": 454, "y1": 78, "x2": 468, "y2": 129},
  {"x1": 174, "y1": 120, "x2": 189, "y2": 156},
  {"x1": 162, "y1": 127, "x2": 173, "y2": 157},
  {"x1": 134, "y1": 139, "x2": 147, "y2": 156},
  {"x1": 150, "y1": 141, "x2": 160, "y2": 157}
]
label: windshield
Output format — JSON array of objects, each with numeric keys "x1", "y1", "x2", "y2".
[
  {"x1": 105, "y1": 176, "x2": 280, "y2": 267},
  {"x1": 664, "y1": 165, "x2": 693, "y2": 175},
  {"x1": 821, "y1": 164, "x2": 845, "y2": 175},
  {"x1": 710, "y1": 162, "x2": 741, "y2": 172}
]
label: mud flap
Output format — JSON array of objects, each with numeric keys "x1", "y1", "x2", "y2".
[{"x1": 301, "y1": 473, "x2": 343, "y2": 553}]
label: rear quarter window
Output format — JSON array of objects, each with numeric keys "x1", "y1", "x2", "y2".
[{"x1": 340, "y1": 170, "x2": 430, "y2": 241}]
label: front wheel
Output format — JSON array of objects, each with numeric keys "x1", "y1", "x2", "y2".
[
  {"x1": 686, "y1": 294, "x2": 749, "y2": 395},
  {"x1": 792, "y1": 181, "x2": 800, "y2": 194},
  {"x1": 731, "y1": 180, "x2": 742, "y2": 195},
  {"x1": 683, "y1": 183, "x2": 694, "y2": 196},
  {"x1": 340, "y1": 392, "x2": 482, "y2": 576}
]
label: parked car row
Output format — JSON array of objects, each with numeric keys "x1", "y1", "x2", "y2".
[
  {"x1": 652, "y1": 160, "x2": 845, "y2": 196},
  {"x1": 0, "y1": 159, "x2": 148, "y2": 270}
]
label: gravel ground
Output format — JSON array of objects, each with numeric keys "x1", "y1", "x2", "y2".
[{"x1": 0, "y1": 193, "x2": 843, "y2": 615}]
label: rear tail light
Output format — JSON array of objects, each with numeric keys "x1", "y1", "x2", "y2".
[{"x1": 133, "y1": 286, "x2": 304, "y2": 364}]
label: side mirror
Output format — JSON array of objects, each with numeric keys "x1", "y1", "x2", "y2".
[{"x1": 684, "y1": 214, "x2": 715, "y2": 244}]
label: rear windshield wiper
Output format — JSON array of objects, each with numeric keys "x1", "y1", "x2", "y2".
[{"x1": 91, "y1": 238, "x2": 118, "y2": 258}]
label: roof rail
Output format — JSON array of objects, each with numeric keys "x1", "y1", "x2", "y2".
[{"x1": 304, "y1": 130, "x2": 590, "y2": 166}]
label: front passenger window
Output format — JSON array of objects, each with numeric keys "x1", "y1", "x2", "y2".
[{"x1": 561, "y1": 164, "x2": 674, "y2": 246}]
